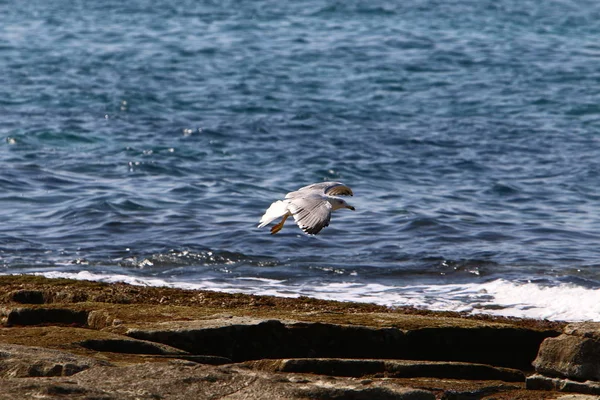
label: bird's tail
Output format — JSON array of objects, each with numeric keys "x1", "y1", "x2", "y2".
[{"x1": 258, "y1": 200, "x2": 289, "y2": 228}]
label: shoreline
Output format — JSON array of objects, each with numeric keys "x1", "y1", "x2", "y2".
[
  {"x1": 0, "y1": 274, "x2": 565, "y2": 330},
  {"x1": 20, "y1": 270, "x2": 600, "y2": 322},
  {"x1": 0, "y1": 275, "x2": 595, "y2": 399}
]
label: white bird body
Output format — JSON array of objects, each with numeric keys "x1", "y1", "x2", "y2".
[
  {"x1": 258, "y1": 182, "x2": 355, "y2": 235},
  {"x1": 258, "y1": 200, "x2": 290, "y2": 227}
]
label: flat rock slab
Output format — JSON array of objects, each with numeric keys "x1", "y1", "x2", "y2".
[
  {"x1": 78, "y1": 338, "x2": 189, "y2": 355},
  {"x1": 0, "y1": 325, "x2": 189, "y2": 358},
  {"x1": 0, "y1": 343, "x2": 109, "y2": 378},
  {"x1": 125, "y1": 318, "x2": 552, "y2": 369},
  {"x1": 0, "y1": 360, "x2": 436, "y2": 400},
  {"x1": 141, "y1": 354, "x2": 233, "y2": 365},
  {"x1": 246, "y1": 358, "x2": 525, "y2": 382},
  {"x1": 527, "y1": 374, "x2": 600, "y2": 396}
]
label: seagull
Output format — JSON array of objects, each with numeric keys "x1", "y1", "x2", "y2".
[{"x1": 258, "y1": 182, "x2": 355, "y2": 235}]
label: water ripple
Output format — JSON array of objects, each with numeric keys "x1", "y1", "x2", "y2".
[{"x1": 1, "y1": 0, "x2": 600, "y2": 320}]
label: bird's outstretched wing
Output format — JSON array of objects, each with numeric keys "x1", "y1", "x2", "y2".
[
  {"x1": 287, "y1": 196, "x2": 333, "y2": 235},
  {"x1": 285, "y1": 182, "x2": 353, "y2": 199}
]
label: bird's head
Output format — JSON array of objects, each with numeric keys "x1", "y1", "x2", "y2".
[{"x1": 332, "y1": 198, "x2": 355, "y2": 211}]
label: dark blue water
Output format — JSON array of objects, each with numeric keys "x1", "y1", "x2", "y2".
[{"x1": 2, "y1": 0, "x2": 600, "y2": 320}]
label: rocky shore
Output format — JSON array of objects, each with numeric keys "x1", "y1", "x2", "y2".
[{"x1": 0, "y1": 275, "x2": 597, "y2": 399}]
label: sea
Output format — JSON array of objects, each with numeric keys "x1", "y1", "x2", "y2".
[{"x1": 2, "y1": 0, "x2": 600, "y2": 322}]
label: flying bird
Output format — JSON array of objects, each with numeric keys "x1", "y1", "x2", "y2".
[{"x1": 258, "y1": 182, "x2": 355, "y2": 235}]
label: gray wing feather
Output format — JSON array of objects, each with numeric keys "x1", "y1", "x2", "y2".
[
  {"x1": 324, "y1": 183, "x2": 353, "y2": 196},
  {"x1": 285, "y1": 182, "x2": 353, "y2": 199},
  {"x1": 287, "y1": 196, "x2": 333, "y2": 235}
]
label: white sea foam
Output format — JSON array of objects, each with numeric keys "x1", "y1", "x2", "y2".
[{"x1": 25, "y1": 271, "x2": 600, "y2": 322}]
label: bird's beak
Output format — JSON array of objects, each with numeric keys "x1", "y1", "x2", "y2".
[{"x1": 347, "y1": 205, "x2": 356, "y2": 211}]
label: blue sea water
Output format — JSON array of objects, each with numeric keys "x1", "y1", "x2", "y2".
[{"x1": 2, "y1": 0, "x2": 600, "y2": 320}]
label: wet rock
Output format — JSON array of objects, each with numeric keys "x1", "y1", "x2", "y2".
[
  {"x1": 533, "y1": 322, "x2": 600, "y2": 382},
  {"x1": 0, "y1": 343, "x2": 110, "y2": 378}
]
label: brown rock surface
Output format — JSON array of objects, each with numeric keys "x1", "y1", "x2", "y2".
[
  {"x1": 533, "y1": 322, "x2": 600, "y2": 382},
  {"x1": 564, "y1": 322, "x2": 600, "y2": 340},
  {"x1": 0, "y1": 343, "x2": 109, "y2": 378},
  {"x1": 0, "y1": 360, "x2": 439, "y2": 400},
  {"x1": 527, "y1": 374, "x2": 600, "y2": 396},
  {"x1": 124, "y1": 317, "x2": 554, "y2": 369},
  {"x1": 0, "y1": 275, "x2": 572, "y2": 399},
  {"x1": 246, "y1": 358, "x2": 525, "y2": 381}
]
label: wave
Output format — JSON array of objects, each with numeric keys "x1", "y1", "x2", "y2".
[{"x1": 21, "y1": 271, "x2": 600, "y2": 322}]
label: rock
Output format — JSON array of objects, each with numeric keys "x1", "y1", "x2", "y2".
[
  {"x1": 564, "y1": 322, "x2": 600, "y2": 340},
  {"x1": 126, "y1": 318, "x2": 553, "y2": 369},
  {"x1": 0, "y1": 381, "x2": 104, "y2": 400},
  {"x1": 249, "y1": 358, "x2": 386, "y2": 377},
  {"x1": 151, "y1": 354, "x2": 233, "y2": 365},
  {"x1": 78, "y1": 338, "x2": 189, "y2": 355},
  {"x1": 87, "y1": 309, "x2": 114, "y2": 329},
  {"x1": 3, "y1": 307, "x2": 88, "y2": 327},
  {"x1": 246, "y1": 358, "x2": 525, "y2": 382},
  {"x1": 533, "y1": 322, "x2": 600, "y2": 381},
  {"x1": 0, "y1": 343, "x2": 110, "y2": 378},
  {"x1": 294, "y1": 385, "x2": 435, "y2": 400},
  {"x1": 286, "y1": 321, "x2": 407, "y2": 360},
  {"x1": 126, "y1": 317, "x2": 291, "y2": 361},
  {"x1": 0, "y1": 361, "x2": 436, "y2": 400},
  {"x1": 402, "y1": 325, "x2": 553, "y2": 371},
  {"x1": 0, "y1": 276, "x2": 572, "y2": 399},
  {"x1": 385, "y1": 360, "x2": 524, "y2": 382},
  {"x1": 526, "y1": 374, "x2": 600, "y2": 396},
  {"x1": 6, "y1": 290, "x2": 46, "y2": 304}
]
